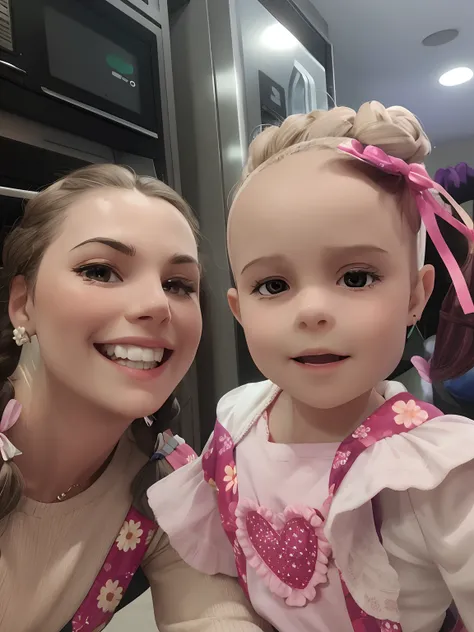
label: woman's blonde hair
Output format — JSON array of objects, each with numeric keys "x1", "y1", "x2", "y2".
[{"x1": 0, "y1": 163, "x2": 198, "y2": 522}]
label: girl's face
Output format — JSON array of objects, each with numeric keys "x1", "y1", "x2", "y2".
[
  {"x1": 12, "y1": 187, "x2": 202, "y2": 421},
  {"x1": 228, "y1": 149, "x2": 433, "y2": 410}
]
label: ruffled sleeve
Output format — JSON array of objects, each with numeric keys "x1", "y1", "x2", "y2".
[
  {"x1": 147, "y1": 434, "x2": 237, "y2": 577},
  {"x1": 325, "y1": 413, "x2": 474, "y2": 622}
]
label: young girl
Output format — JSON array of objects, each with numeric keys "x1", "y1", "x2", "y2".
[
  {"x1": 148, "y1": 102, "x2": 474, "y2": 632},
  {"x1": 0, "y1": 164, "x2": 267, "y2": 632}
]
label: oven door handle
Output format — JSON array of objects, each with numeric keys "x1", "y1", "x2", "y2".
[
  {"x1": 0, "y1": 186, "x2": 38, "y2": 199},
  {"x1": 0, "y1": 60, "x2": 27, "y2": 74}
]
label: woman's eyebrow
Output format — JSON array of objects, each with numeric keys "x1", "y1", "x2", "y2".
[{"x1": 71, "y1": 237, "x2": 136, "y2": 256}]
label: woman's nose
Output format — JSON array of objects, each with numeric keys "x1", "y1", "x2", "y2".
[{"x1": 125, "y1": 284, "x2": 172, "y2": 325}]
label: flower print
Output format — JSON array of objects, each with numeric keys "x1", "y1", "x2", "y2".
[
  {"x1": 203, "y1": 446, "x2": 214, "y2": 460},
  {"x1": 97, "y1": 579, "x2": 123, "y2": 613},
  {"x1": 218, "y1": 434, "x2": 233, "y2": 455},
  {"x1": 392, "y1": 399, "x2": 428, "y2": 429},
  {"x1": 381, "y1": 623, "x2": 400, "y2": 631},
  {"x1": 223, "y1": 464, "x2": 238, "y2": 493},
  {"x1": 352, "y1": 425, "x2": 371, "y2": 439},
  {"x1": 208, "y1": 478, "x2": 217, "y2": 490},
  {"x1": 359, "y1": 428, "x2": 394, "y2": 448},
  {"x1": 333, "y1": 450, "x2": 351, "y2": 469},
  {"x1": 186, "y1": 453, "x2": 197, "y2": 463},
  {"x1": 116, "y1": 519, "x2": 143, "y2": 552}
]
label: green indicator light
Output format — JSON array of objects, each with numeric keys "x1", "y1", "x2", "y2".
[{"x1": 106, "y1": 54, "x2": 134, "y2": 76}]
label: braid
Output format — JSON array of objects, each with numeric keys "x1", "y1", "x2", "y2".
[
  {"x1": 130, "y1": 394, "x2": 180, "y2": 520},
  {"x1": 240, "y1": 101, "x2": 431, "y2": 188},
  {"x1": 0, "y1": 269, "x2": 24, "y2": 522}
]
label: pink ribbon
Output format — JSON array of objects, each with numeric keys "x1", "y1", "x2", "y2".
[
  {"x1": 165, "y1": 442, "x2": 197, "y2": 470},
  {"x1": 0, "y1": 399, "x2": 22, "y2": 462},
  {"x1": 339, "y1": 140, "x2": 474, "y2": 315}
]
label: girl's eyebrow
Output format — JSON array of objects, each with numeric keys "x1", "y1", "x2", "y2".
[{"x1": 240, "y1": 245, "x2": 388, "y2": 275}]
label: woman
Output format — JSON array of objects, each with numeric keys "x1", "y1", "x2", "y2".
[{"x1": 0, "y1": 165, "x2": 267, "y2": 632}]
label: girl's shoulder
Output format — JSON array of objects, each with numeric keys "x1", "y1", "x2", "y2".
[
  {"x1": 326, "y1": 399, "x2": 474, "y2": 622},
  {"x1": 215, "y1": 379, "x2": 279, "y2": 444},
  {"x1": 145, "y1": 381, "x2": 277, "y2": 577}
]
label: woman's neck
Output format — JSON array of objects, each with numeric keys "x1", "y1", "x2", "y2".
[
  {"x1": 7, "y1": 368, "x2": 131, "y2": 503},
  {"x1": 269, "y1": 388, "x2": 385, "y2": 444}
]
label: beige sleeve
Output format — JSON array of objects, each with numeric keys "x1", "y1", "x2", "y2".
[{"x1": 143, "y1": 530, "x2": 271, "y2": 632}]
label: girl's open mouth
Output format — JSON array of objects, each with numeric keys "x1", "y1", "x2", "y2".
[{"x1": 293, "y1": 354, "x2": 349, "y2": 365}]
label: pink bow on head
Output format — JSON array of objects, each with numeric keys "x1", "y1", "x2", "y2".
[
  {"x1": 339, "y1": 140, "x2": 474, "y2": 315},
  {"x1": 0, "y1": 399, "x2": 22, "y2": 462}
]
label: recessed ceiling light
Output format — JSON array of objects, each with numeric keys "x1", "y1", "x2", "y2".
[
  {"x1": 260, "y1": 24, "x2": 298, "y2": 51},
  {"x1": 439, "y1": 67, "x2": 473, "y2": 87},
  {"x1": 422, "y1": 29, "x2": 459, "y2": 47}
]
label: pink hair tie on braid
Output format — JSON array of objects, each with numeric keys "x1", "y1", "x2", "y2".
[
  {"x1": 0, "y1": 399, "x2": 22, "y2": 462},
  {"x1": 339, "y1": 140, "x2": 474, "y2": 315}
]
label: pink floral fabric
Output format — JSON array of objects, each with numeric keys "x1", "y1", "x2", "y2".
[
  {"x1": 202, "y1": 422, "x2": 249, "y2": 597},
  {"x1": 70, "y1": 437, "x2": 197, "y2": 631},
  {"x1": 71, "y1": 507, "x2": 157, "y2": 631},
  {"x1": 328, "y1": 393, "x2": 465, "y2": 632},
  {"x1": 203, "y1": 393, "x2": 466, "y2": 632}
]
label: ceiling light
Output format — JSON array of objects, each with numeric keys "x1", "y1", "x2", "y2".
[
  {"x1": 439, "y1": 67, "x2": 473, "y2": 87},
  {"x1": 261, "y1": 24, "x2": 298, "y2": 51}
]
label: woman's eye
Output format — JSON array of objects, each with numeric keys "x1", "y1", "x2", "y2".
[
  {"x1": 77, "y1": 264, "x2": 121, "y2": 283},
  {"x1": 163, "y1": 279, "x2": 196, "y2": 297},
  {"x1": 338, "y1": 270, "x2": 380, "y2": 289},
  {"x1": 254, "y1": 279, "x2": 289, "y2": 296}
]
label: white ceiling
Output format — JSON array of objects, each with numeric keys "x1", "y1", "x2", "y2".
[{"x1": 311, "y1": 0, "x2": 474, "y2": 146}]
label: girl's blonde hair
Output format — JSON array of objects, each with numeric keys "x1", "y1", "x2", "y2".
[
  {"x1": 241, "y1": 101, "x2": 431, "y2": 183},
  {"x1": 232, "y1": 100, "x2": 431, "y2": 244},
  {"x1": 0, "y1": 163, "x2": 198, "y2": 522}
]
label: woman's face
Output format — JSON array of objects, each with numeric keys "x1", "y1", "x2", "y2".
[{"x1": 16, "y1": 187, "x2": 202, "y2": 421}]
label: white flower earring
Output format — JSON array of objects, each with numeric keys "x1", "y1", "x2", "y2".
[{"x1": 12, "y1": 326, "x2": 30, "y2": 347}]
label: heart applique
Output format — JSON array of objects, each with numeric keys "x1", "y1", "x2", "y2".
[{"x1": 235, "y1": 499, "x2": 331, "y2": 607}]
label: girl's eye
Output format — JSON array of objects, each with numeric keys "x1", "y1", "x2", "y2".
[
  {"x1": 253, "y1": 279, "x2": 289, "y2": 296},
  {"x1": 76, "y1": 264, "x2": 122, "y2": 283},
  {"x1": 163, "y1": 279, "x2": 196, "y2": 297},
  {"x1": 338, "y1": 270, "x2": 380, "y2": 289}
]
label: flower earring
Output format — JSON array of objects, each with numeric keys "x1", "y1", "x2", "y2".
[{"x1": 12, "y1": 326, "x2": 30, "y2": 347}]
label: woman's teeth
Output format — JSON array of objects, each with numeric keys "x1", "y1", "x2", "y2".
[{"x1": 99, "y1": 344, "x2": 165, "y2": 370}]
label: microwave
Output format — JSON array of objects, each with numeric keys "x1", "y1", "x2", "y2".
[{"x1": 0, "y1": 0, "x2": 164, "y2": 140}]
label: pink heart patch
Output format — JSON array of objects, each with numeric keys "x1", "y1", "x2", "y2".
[
  {"x1": 235, "y1": 500, "x2": 332, "y2": 607},
  {"x1": 247, "y1": 512, "x2": 317, "y2": 589}
]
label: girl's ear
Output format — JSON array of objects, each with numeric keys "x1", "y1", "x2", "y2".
[
  {"x1": 407, "y1": 264, "x2": 435, "y2": 325},
  {"x1": 227, "y1": 288, "x2": 242, "y2": 325}
]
